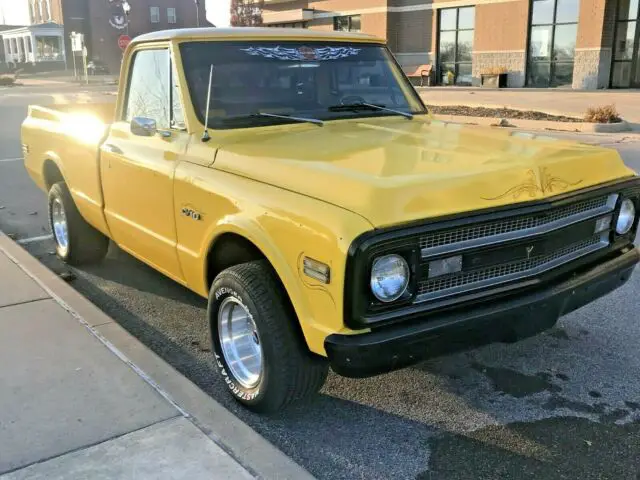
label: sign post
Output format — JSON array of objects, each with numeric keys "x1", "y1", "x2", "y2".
[
  {"x1": 70, "y1": 32, "x2": 84, "y2": 80},
  {"x1": 82, "y1": 46, "x2": 89, "y2": 85}
]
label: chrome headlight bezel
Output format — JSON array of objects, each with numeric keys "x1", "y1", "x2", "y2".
[
  {"x1": 370, "y1": 254, "x2": 410, "y2": 303},
  {"x1": 616, "y1": 198, "x2": 636, "y2": 235}
]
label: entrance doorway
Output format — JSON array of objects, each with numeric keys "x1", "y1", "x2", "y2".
[
  {"x1": 611, "y1": 0, "x2": 640, "y2": 87},
  {"x1": 437, "y1": 7, "x2": 475, "y2": 86},
  {"x1": 527, "y1": 0, "x2": 580, "y2": 87}
]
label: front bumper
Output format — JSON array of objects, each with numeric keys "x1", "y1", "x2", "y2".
[{"x1": 326, "y1": 247, "x2": 639, "y2": 378}]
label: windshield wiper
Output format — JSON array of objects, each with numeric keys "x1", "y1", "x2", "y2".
[
  {"x1": 252, "y1": 112, "x2": 324, "y2": 127},
  {"x1": 328, "y1": 103, "x2": 414, "y2": 120}
]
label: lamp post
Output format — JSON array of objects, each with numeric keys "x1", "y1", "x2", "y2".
[
  {"x1": 195, "y1": 0, "x2": 200, "y2": 27},
  {"x1": 122, "y1": 1, "x2": 131, "y2": 35}
]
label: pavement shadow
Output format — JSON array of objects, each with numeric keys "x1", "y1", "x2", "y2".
[{"x1": 80, "y1": 243, "x2": 206, "y2": 309}]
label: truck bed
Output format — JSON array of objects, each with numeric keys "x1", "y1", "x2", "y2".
[{"x1": 21, "y1": 101, "x2": 116, "y2": 237}]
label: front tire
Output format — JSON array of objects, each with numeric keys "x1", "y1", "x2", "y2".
[
  {"x1": 48, "y1": 182, "x2": 109, "y2": 266},
  {"x1": 208, "y1": 261, "x2": 329, "y2": 413}
]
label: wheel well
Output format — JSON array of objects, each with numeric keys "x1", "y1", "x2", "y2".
[
  {"x1": 43, "y1": 160, "x2": 64, "y2": 191},
  {"x1": 206, "y1": 233, "x2": 312, "y2": 351},
  {"x1": 206, "y1": 233, "x2": 267, "y2": 288}
]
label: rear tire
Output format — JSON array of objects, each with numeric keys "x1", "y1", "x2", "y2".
[
  {"x1": 48, "y1": 182, "x2": 109, "y2": 266},
  {"x1": 208, "y1": 261, "x2": 329, "y2": 413}
]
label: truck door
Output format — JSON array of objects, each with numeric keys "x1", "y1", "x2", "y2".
[{"x1": 100, "y1": 45, "x2": 189, "y2": 284}]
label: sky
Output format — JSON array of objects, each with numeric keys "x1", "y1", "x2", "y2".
[
  {"x1": 208, "y1": 0, "x2": 231, "y2": 27},
  {"x1": 0, "y1": 0, "x2": 231, "y2": 27},
  {"x1": 0, "y1": 0, "x2": 30, "y2": 25}
]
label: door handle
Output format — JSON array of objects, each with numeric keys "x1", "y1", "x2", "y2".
[
  {"x1": 103, "y1": 144, "x2": 123, "y2": 155},
  {"x1": 102, "y1": 143, "x2": 123, "y2": 169}
]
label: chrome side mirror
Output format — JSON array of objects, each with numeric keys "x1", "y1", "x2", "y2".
[{"x1": 130, "y1": 116, "x2": 157, "y2": 137}]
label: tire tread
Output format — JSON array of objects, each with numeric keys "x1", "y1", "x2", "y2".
[
  {"x1": 48, "y1": 182, "x2": 109, "y2": 265},
  {"x1": 212, "y1": 261, "x2": 328, "y2": 412}
]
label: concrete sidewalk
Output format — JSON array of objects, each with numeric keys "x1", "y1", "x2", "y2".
[
  {"x1": 0, "y1": 233, "x2": 313, "y2": 480},
  {"x1": 418, "y1": 87, "x2": 640, "y2": 123}
]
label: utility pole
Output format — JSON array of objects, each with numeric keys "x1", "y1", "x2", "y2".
[{"x1": 195, "y1": 0, "x2": 200, "y2": 27}]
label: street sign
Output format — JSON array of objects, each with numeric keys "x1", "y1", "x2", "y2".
[
  {"x1": 71, "y1": 32, "x2": 84, "y2": 53},
  {"x1": 118, "y1": 35, "x2": 132, "y2": 51}
]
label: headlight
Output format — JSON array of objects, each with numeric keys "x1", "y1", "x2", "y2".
[
  {"x1": 370, "y1": 254, "x2": 410, "y2": 303},
  {"x1": 616, "y1": 199, "x2": 636, "y2": 235}
]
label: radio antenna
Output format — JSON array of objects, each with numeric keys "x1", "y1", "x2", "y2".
[{"x1": 202, "y1": 64, "x2": 213, "y2": 142}]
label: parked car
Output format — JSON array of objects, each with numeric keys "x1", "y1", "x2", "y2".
[
  {"x1": 21, "y1": 28, "x2": 640, "y2": 413},
  {"x1": 87, "y1": 60, "x2": 109, "y2": 75}
]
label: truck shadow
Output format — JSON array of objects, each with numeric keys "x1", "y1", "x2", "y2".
[{"x1": 79, "y1": 243, "x2": 206, "y2": 309}]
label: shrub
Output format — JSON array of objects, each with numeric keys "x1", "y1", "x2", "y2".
[
  {"x1": 584, "y1": 104, "x2": 622, "y2": 123},
  {"x1": 0, "y1": 76, "x2": 15, "y2": 86}
]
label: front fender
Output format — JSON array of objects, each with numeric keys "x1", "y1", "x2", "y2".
[{"x1": 174, "y1": 163, "x2": 373, "y2": 355}]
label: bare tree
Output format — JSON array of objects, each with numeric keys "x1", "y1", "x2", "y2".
[{"x1": 230, "y1": 0, "x2": 264, "y2": 27}]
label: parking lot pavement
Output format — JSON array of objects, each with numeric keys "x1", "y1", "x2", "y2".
[{"x1": 1, "y1": 88, "x2": 640, "y2": 479}]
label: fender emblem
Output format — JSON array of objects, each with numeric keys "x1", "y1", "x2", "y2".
[{"x1": 181, "y1": 207, "x2": 202, "y2": 221}]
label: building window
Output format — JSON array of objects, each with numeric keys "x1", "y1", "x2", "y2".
[
  {"x1": 611, "y1": 0, "x2": 640, "y2": 87},
  {"x1": 527, "y1": 0, "x2": 579, "y2": 87},
  {"x1": 437, "y1": 7, "x2": 474, "y2": 85},
  {"x1": 36, "y1": 36, "x2": 62, "y2": 60},
  {"x1": 150, "y1": 6, "x2": 160, "y2": 23},
  {"x1": 333, "y1": 15, "x2": 361, "y2": 32},
  {"x1": 167, "y1": 7, "x2": 177, "y2": 24}
]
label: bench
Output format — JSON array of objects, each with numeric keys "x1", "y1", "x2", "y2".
[{"x1": 403, "y1": 64, "x2": 432, "y2": 87}]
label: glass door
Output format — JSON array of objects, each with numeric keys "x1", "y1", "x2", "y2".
[
  {"x1": 437, "y1": 7, "x2": 475, "y2": 85},
  {"x1": 611, "y1": 0, "x2": 640, "y2": 87},
  {"x1": 527, "y1": 0, "x2": 579, "y2": 87}
]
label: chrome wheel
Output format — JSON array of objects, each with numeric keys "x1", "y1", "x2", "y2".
[
  {"x1": 51, "y1": 198, "x2": 69, "y2": 255},
  {"x1": 218, "y1": 296, "x2": 263, "y2": 389}
]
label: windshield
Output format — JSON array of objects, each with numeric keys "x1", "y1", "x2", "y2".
[{"x1": 179, "y1": 41, "x2": 427, "y2": 129}]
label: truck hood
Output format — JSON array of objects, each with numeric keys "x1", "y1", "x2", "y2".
[{"x1": 214, "y1": 117, "x2": 636, "y2": 228}]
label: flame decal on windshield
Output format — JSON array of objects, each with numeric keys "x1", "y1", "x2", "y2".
[{"x1": 240, "y1": 46, "x2": 361, "y2": 61}]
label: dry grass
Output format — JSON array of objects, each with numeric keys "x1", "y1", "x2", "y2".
[
  {"x1": 584, "y1": 104, "x2": 622, "y2": 124},
  {"x1": 0, "y1": 76, "x2": 15, "y2": 86}
]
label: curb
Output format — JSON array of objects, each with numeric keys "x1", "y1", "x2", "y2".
[
  {"x1": 431, "y1": 114, "x2": 635, "y2": 133},
  {"x1": 588, "y1": 121, "x2": 631, "y2": 133},
  {"x1": 418, "y1": 97, "x2": 585, "y2": 119},
  {"x1": 0, "y1": 231, "x2": 315, "y2": 480}
]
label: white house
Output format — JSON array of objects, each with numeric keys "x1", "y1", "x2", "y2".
[{"x1": 2, "y1": 22, "x2": 65, "y2": 68}]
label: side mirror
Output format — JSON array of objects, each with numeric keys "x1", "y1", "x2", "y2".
[{"x1": 131, "y1": 116, "x2": 157, "y2": 137}]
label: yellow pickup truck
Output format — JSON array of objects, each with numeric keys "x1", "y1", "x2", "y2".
[{"x1": 22, "y1": 28, "x2": 640, "y2": 413}]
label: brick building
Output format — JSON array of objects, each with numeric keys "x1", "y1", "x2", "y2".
[
  {"x1": 1, "y1": 1, "x2": 66, "y2": 71},
  {"x1": 64, "y1": 0, "x2": 208, "y2": 73},
  {"x1": 262, "y1": 0, "x2": 640, "y2": 89},
  {"x1": 2, "y1": 0, "x2": 208, "y2": 73}
]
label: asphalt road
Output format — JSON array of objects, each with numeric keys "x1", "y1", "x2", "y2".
[{"x1": 2, "y1": 85, "x2": 640, "y2": 480}]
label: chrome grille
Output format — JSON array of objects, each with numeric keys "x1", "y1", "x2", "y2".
[
  {"x1": 420, "y1": 194, "x2": 615, "y2": 256},
  {"x1": 417, "y1": 234, "x2": 608, "y2": 301}
]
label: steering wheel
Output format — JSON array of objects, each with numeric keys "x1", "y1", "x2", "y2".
[{"x1": 340, "y1": 95, "x2": 366, "y2": 106}]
